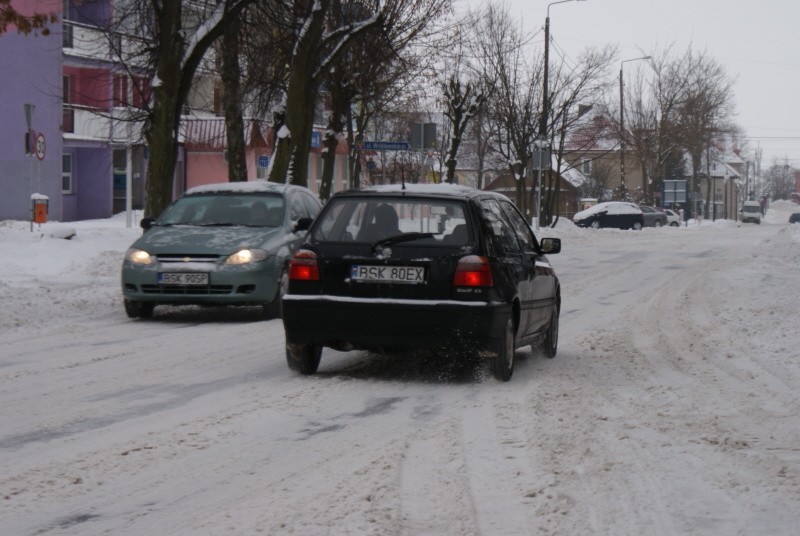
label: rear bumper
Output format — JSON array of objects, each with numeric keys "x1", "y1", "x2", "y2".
[{"x1": 282, "y1": 294, "x2": 510, "y2": 354}]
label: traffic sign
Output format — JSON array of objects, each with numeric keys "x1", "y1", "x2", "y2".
[
  {"x1": 363, "y1": 141, "x2": 410, "y2": 151},
  {"x1": 35, "y1": 133, "x2": 46, "y2": 160},
  {"x1": 258, "y1": 155, "x2": 270, "y2": 168}
]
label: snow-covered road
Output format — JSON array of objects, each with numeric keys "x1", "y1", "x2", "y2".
[{"x1": 2, "y1": 203, "x2": 799, "y2": 535}]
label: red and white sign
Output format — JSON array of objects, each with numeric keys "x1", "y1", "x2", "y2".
[{"x1": 35, "y1": 133, "x2": 46, "y2": 160}]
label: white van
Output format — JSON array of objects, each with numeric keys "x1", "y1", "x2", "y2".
[{"x1": 740, "y1": 201, "x2": 762, "y2": 224}]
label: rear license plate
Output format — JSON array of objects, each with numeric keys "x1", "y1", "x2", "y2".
[
  {"x1": 158, "y1": 272, "x2": 209, "y2": 286},
  {"x1": 351, "y1": 265, "x2": 425, "y2": 284}
]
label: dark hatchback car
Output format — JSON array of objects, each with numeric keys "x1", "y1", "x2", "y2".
[{"x1": 281, "y1": 184, "x2": 562, "y2": 381}]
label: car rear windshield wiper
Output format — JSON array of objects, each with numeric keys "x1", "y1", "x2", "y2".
[{"x1": 373, "y1": 232, "x2": 437, "y2": 248}]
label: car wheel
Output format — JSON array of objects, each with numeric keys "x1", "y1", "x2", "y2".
[
  {"x1": 264, "y1": 267, "x2": 289, "y2": 319},
  {"x1": 286, "y1": 343, "x2": 322, "y2": 375},
  {"x1": 654, "y1": 220, "x2": 663, "y2": 228},
  {"x1": 124, "y1": 299, "x2": 154, "y2": 319},
  {"x1": 492, "y1": 316, "x2": 515, "y2": 382},
  {"x1": 590, "y1": 220, "x2": 600, "y2": 229},
  {"x1": 539, "y1": 302, "x2": 559, "y2": 358},
  {"x1": 670, "y1": 221, "x2": 679, "y2": 227},
  {"x1": 632, "y1": 221, "x2": 643, "y2": 230}
]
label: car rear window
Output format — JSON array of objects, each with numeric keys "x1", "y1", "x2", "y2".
[{"x1": 311, "y1": 197, "x2": 470, "y2": 246}]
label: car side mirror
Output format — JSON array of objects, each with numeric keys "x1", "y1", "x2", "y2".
[
  {"x1": 140, "y1": 217, "x2": 156, "y2": 232},
  {"x1": 540, "y1": 237, "x2": 561, "y2": 254},
  {"x1": 294, "y1": 217, "x2": 313, "y2": 232}
]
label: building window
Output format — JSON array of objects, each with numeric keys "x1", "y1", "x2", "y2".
[
  {"x1": 63, "y1": 75, "x2": 71, "y2": 104},
  {"x1": 62, "y1": 154, "x2": 73, "y2": 193},
  {"x1": 113, "y1": 74, "x2": 128, "y2": 107},
  {"x1": 582, "y1": 158, "x2": 591, "y2": 175}
]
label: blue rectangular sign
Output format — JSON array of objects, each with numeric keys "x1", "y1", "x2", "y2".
[{"x1": 363, "y1": 141, "x2": 411, "y2": 151}]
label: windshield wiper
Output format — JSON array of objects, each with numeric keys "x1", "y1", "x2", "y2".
[
  {"x1": 195, "y1": 222, "x2": 240, "y2": 227},
  {"x1": 372, "y1": 232, "x2": 437, "y2": 249}
]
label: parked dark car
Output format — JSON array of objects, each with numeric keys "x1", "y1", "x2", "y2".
[
  {"x1": 572, "y1": 201, "x2": 644, "y2": 230},
  {"x1": 639, "y1": 205, "x2": 668, "y2": 227},
  {"x1": 121, "y1": 181, "x2": 321, "y2": 319},
  {"x1": 789, "y1": 212, "x2": 800, "y2": 224},
  {"x1": 281, "y1": 184, "x2": 562, "y2": 381}
]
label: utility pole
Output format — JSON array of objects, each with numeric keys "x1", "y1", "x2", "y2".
[
  {"x1": 537, "y1": 1, "x2": 585, "y2": 226},
  {"x1": 618, "y1": 56, "x2": 651, "y2": 201}
]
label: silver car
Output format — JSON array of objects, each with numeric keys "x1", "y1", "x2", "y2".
[
  {"x1": 121, "y1": 181, "x2": 321, "y2": 319},
  {"x1": 639, "y1": 205, "x2": 668, "y2": 227}
]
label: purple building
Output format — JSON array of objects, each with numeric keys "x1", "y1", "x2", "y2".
[{"x1": 0, "y1": 0, "x2": 148, "y2": 223}]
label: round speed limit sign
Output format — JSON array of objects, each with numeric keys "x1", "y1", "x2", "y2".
[{"x1": 35, "y1": 133, "x2": 46, "y2": 161}]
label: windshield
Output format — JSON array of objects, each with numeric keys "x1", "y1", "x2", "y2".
[
  {"x1": 160, "y1": 193, "x2": 285, "y2": 227},
  {"x1": 311, "y1": 197, "x2": 470, "y2": 246},
  {"x1": 742, "y1": 205, "x2": 761, "y2": 213}
]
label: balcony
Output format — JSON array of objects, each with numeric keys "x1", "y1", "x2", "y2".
[
  {"x1": 62, "y1": 21, "x2": 145, "y2": 67},
  {"x1": 62, "y1": 104, "x2": 144, "y2": 144}
]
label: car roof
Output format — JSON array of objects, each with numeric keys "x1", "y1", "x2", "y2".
[
  {"x1": 331, "y1": 183, "x2": 508, "y2": 202},
  {"x1": 184, "y1": 181, "x2": 304, "y2": 196}
]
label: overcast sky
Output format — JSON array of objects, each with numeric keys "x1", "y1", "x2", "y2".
[{"x1": 464, "y1": 0, "x2": 800, "y2": 169}]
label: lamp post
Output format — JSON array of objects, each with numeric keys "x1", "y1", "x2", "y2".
[
  {"x1": 537, "y1": 0, "x2": 585, "y2": 226},
  {"x1": 540, "y1": 0, "x2": 586, "y2": 137},
  {"x1": 618, "y1": 55, "x2": 651, "y2": 201}
]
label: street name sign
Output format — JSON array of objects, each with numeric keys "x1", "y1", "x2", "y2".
[{"x1": 363, "y1": 141, "x2": 411, "y2": 151}]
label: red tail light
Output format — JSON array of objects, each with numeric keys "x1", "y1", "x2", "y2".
[
  {"x1": 453, "y1": 255, "x2": 493, "y2": 287},
  {"x1": 289, "y1": 249, "x2": 320, "y2": 281}
]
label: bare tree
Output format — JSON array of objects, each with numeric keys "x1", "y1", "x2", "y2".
[
  {"x1": 1, "y1": 0, "x2": 57, "y2": 35},
  {"x1": 675, "y1": 49, "x2": 735, "y2": 218},
  {"x1": 470, "y1": 3, "x2": 541, "y2": 214},
  {"x1": 264, "y1": 0, "x2": 450, "y2": 188},
  {"x1": 545, "y1": 44, "x2": 615, "y2": 224},
  {"x1": 764, "y1": 160, "x2": 795, "y2": 200},
  {"x1": 579, "y1": 158, "x2": 615, "y2": 201},
  {"x1": 221, "y1": 12, "x2": 247, "y2": 181}
]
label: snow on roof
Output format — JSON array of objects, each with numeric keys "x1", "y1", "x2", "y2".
[
  {"x1": 573, "y1": 201, "x2": 643, "y2": 221},
  {"x1": 364, "y1": 183, "x2": 480, "y2": 196},
  {"x1": 185, "y1": 180, "x2": 289, "y2": 195}
]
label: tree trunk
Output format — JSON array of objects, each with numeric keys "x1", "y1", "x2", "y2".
[
  {"x1": 222, "y1": 14, "x2": 247, "y2": 181},
  {"x1": 268, "y1": 0, "x2": 327, "y2": 186},
  {"x1": 143, "y1": 1, "x2": 183, "y2": 218}
]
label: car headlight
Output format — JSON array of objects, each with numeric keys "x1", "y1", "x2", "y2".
[
  {"x1": 224, "y1": 248, "x2": 269, "y2": 265},
  {"x1": 125, "y1": 248, "x2": 153, "y2": 265}
]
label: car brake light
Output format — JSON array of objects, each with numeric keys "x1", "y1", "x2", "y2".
[
  {"x1": 453, "y1": 255, "x2": 493, "y2": 287},
  {"x1": 289, "y1": 249, "x2": 320, "y2": 281}
]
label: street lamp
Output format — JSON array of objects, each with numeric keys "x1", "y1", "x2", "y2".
[
  {"x1": 618, "y1": 55, "x2": 651, "y2": 201},
  {"x1": 541, "y1": 0, "x2": 586, "y2": 137},
  {"x1": 536, "y1": 0, "x2": 585, "y2": 227}
]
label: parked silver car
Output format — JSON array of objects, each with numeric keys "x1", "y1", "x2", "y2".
[{"x1": 639, "y1": 205, "x2": 668, "y2": 227}]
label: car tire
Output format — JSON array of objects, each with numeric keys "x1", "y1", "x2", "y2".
[
  {"x1": 590, "y1": 220, "x2": 600, "y2": 229},
  {"x1": 539, "y1": 303, "x2": 559, "y2": 358},
  {"x1": 632, "y1": 221, "x2": 643, "y2": 230},
  {"x1": 264, "y1": 267, "x2": 288, "y2": 319},
  {"x1": 492, "y1": 316, "x2": 515, "y2": 382},
  {"x1": 670, "y1": 222, "x2": 679, "y2": 227},
  {"x1": 654, "y1": 220, "x2": 663, "y2": 228},
  {"x1": 286, "y1": 343, "x2": 322, "y2": 375},
  {"x1": 124, "y1": 299, "x2": 154, "y2": 319}
]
